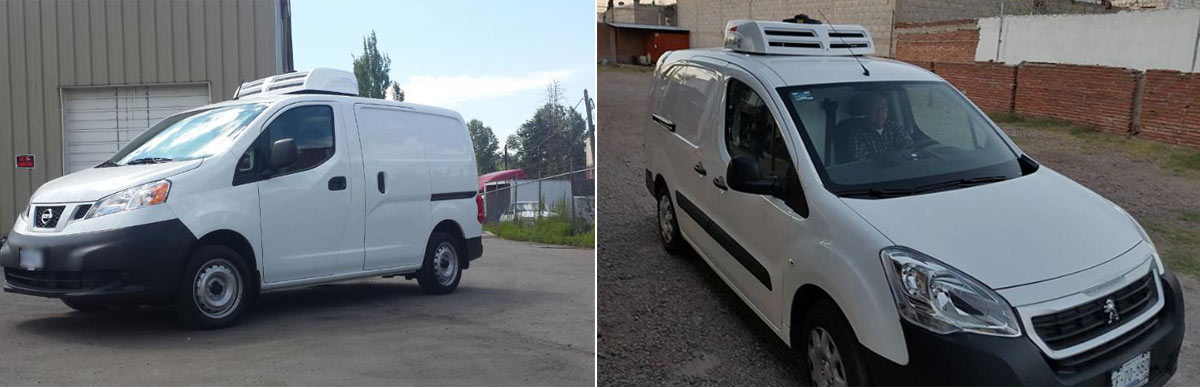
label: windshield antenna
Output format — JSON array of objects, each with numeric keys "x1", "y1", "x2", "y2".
[{"x1": 815, "y1": 9, "x2": 870, "y2": 77}]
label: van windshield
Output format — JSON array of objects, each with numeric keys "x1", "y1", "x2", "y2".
[
  {"x1": 104, "y1": 103, "x2": 268, "y2": 167},
  {"x1": 777, "y1": 81, "x2": 1027, "y2": 198}
]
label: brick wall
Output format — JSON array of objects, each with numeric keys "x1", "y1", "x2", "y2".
[
  {"x1": 1139, "y1": 70, "x2": 1200, "y2": 147},
  {"x1": 1015, "y1": 63, "x2": 1142, "y2": 135},
  {"x1": 934, "y1": 62, "x2": 1017, "y2": 114},
  {"x1": 894, "y1": 26, "x2": 979, "y2": 62},
  {"x1": 895, "y1": 0, "x2": 1112, "y2": 24}
]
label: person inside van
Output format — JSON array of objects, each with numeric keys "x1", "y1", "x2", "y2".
[{"x1": 848, "y1": 92, "x2": 912, "y2": 161}]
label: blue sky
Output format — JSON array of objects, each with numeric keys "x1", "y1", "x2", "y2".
[{"x1": 293, "y1": 0, "x2": 596, "y2": 145}]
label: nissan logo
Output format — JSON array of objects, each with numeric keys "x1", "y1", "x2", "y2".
[{"x1": 39, "y1": 209, "x2": 53, "y2": 226}]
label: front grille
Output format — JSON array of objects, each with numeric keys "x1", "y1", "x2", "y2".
[
  {"x1": 1032, "y1": 273, "x2": 1157, "y2": 350},
  {"x1": 33, "y1": 206, "x2": 65, "y2": 228},
  {"x1": 4, "y1": 268, "x2": 119, "y2": 291}
]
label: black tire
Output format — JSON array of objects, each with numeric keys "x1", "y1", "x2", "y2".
[
  {"x1": 62, "y1": 299, "x2": 109, "y2": 313},
  {"x1": 656, "y1": 187, "x2": 687, "y2": 255},
  {"x1": 416, "y1": 232, "x2": 463, "y2": 294},
  {"x1": 174, "y1": 245, "x2": 252, "y2": 330},
  {"x1": 798, "y1": 300, "x2": 870, "y2": 387}
]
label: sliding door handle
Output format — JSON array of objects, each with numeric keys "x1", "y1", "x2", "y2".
[
  {"x1": 376, "y1": 172, "x2": 386, "y2": 193},
  {"x1": 693, "y1": 161, "x2": 707, "y2": 176},
  {"x1": 652, "y1": 113, "x2": 676, "y2": 132}
]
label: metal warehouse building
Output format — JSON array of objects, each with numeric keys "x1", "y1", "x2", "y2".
[{"x1": 0, "y1": 0, "x2": 294, "y2": 234}]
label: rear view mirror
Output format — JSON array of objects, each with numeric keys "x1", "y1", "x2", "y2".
[
  {"x1": 269, "y1": 138, "x2": 298, "y2": 170},
  {"x1": 726, "y1": 156, "x2": 781, "y2": 196}
]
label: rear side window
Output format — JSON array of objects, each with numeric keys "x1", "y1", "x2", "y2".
[
  {"x1": 724, "y1": 79, "x2": 794, "y2": 180},
  {"x1": 267, "y1": 105, "x2": 335, "y2": 176},
  {"x1": 658, "y1": 64, "x2": 721, "y2": 143}
]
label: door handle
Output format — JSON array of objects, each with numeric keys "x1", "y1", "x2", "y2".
[
  {"x1": 376, "y1": 172, "x2": 386, "y2": 194},
  {"x1": 652, "y1": 113, "x2": 676, "y2": 132},
  {"x1": 713, "y1": 176, "x2": 728, "y2": 191},
  {"x1": 693, "y1": 161, "x2": 707, "y2": 176},
  {"x1": 328, "y1": 176, "x2": 347, "y2": 191}
]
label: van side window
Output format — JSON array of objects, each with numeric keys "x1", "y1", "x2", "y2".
[
  {"x1": 659, "y1": 64, "x2": 720, "y2": 143},
  {"x1": 724, "y1": 79, "x2": 794, "y2": 181},
  {"x1": 266, "y1": 105, "x2": 335, "y2": 176}
]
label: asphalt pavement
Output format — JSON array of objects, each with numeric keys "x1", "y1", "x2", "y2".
[{"x1": 0, "y1": 236, "x2": 596, "y2": 386}]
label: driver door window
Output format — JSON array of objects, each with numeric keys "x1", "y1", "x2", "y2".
[
  {"x1": 724, "y1": 79, "x2": 794, "y2": 181},
  {"x1": 266, "y1": 105, "x2": 335, "y2": 176}
]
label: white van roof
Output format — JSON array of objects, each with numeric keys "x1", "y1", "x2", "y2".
[{"x1": 662, "y1": 48, "x2": 943, "y2": 87}]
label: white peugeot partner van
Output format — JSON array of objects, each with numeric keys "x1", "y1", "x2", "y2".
[
  {"x1": 644, "y1": 20, "x2": 1183, "y2": 386},
  {"x1": 1, "y1": 69, "x2": 484, "y2": 329}
]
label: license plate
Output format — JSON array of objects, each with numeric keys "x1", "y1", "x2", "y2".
[
  {"x1": 19, "y1": 249, "x2": 43, "y2": 271},
  {"x1": 1111, "y1": 352, "x2": 1150, "y2": 387}
]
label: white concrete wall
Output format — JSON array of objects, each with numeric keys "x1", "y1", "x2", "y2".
[{"x1": 976, "y1": 9, "x2": 1200, "y2": 72}]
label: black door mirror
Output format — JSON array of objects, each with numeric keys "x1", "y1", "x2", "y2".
[
  {"x1": 726, "y1": 156, "x2": 781, "y2": 196},
  {"x1": 269, "y1": 138, "x2": 298, "y2": 170}
]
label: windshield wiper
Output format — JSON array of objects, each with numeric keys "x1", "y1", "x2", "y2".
[
  {"x1": 911, "y1": 175, "x2": 1009, "y2": 194},
  {"x1": 834, "y1": 187, "x2": 915, "y2": 199},
  {"x1": 95, "y1": 160, "x2": 119, "y2": 168},
  {"x1": 124, "y1": 157, "x2": 174, "y2": 165}
]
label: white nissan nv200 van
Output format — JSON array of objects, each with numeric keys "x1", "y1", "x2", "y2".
[
  {"x1": 1, "y1": 69, "x2": 484, "y2": 329},
  {"x1": 643, "y1": 20, "x2": 1183, "y2": 386}
]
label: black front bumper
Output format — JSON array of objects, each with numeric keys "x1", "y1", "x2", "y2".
[
  {"x1": 1, "y1": 219, "x2": 196, "y2": 305},
  {"x1": 865, "y1": 269, "x2": 1185, "y2": 386}
]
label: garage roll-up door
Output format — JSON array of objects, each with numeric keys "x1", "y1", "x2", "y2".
[{"x1": 63, "y1": 84, "x2": 210, "y2": 173}]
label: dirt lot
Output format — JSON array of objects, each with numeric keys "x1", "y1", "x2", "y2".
[
  {"x1": 595, "y1": 68, "x2": 1199, "y2": 386},
  {"x1": 0, "y1": 237, "x2": 595, "y2": 386}
]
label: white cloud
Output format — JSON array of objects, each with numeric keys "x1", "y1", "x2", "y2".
[{"x1": 399, "y1": 70, "x2": 575, "y2": 107}]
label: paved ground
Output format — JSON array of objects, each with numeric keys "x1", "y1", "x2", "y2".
[
  {"x1": 0, "y1": 237, "x2": 596, "y2": 386},
  {"x1": 595, "y1": 68, "x2": 1199, "y2": 386}
]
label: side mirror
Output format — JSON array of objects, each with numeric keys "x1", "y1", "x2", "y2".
[
  {"x1": 726, "y1": 156, "x2": 781, "y2": 196},
  {"x1": 269, "y1": 138, "x2": 298, "y2": 170}
]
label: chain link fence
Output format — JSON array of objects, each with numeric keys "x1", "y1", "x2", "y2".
[{"x1": 480, "y1": 167, "x2": 595, "y2": 234}]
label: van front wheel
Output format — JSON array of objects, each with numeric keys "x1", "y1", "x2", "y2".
[
  {"x1": 798, "y1": 300, "x2": 869, "y2": 387},
  {"x1": 417, "y1": 232, "x2": 462, "y2": 294},
  {"x1": 175, "y1": 245, "x2": 251, "y2": 330}
]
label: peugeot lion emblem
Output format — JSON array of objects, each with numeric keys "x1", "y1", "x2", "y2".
[
  {"x1": 1103, "y1": 298, "x2": 1120, "y2": 325},
  {"x1": 39, "y1": 209, "x2": 53, "y2": 226}
]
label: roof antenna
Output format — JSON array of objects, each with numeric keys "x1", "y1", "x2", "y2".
[{"x1": 816, "y1": 9, "x2": 870, "y2": 77}]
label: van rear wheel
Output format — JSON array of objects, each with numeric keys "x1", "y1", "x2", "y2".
[
  {"x1": 174, "y1": 245, "x2": 251, "y2": 330},
  {"x1": 417, "y1": 232, "x2": 462, "y2": 294},
  {"x1": 657, "y1": 189, "x2": 686, "y2": 254},
  {"x1": 798, "y1": 300, "x2": 869, "y2": 387}
]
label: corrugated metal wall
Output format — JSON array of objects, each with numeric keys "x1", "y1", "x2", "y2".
[{"x1": 0, "y1": 0, "x2": 287, "y2": 235}]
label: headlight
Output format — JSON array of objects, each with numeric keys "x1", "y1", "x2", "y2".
[
  {"x1": 20, "y1": 203, "x2": 30, "y2": 221},
  {"x1": 84, "y1": 179, "x2": 171, "y2": 219},
  {"x1": 881, "y1": 247, "x2": 1021, "y2": 337}
]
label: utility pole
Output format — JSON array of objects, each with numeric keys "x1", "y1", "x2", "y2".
[
  {"x1": 503, "y1": 143, "x2": 508, "y2": 170},
  {"x1": 583, "y1": 89, "x2": 596, "y2": 179}
]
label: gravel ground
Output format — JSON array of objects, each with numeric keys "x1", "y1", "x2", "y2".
[
  {"x1": 0, "y1": 237, "x2": 596, "y2": 386},
  {"x1": 595, "y1": 69, "x2": 1199, "y2": 386}
]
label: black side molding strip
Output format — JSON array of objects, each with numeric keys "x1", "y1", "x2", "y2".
[
  {"x1": 430, "y1": 191, "x2": 477, "y2": 201},
  {"x1": 674, "y1": 191, "x2": 772, "y2": 290}
]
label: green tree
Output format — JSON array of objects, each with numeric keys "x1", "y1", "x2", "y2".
[
  {"x1": 509, "y1": 81, "x2": 587, "y2": 178},
  {"x1": 466, "y1": 119, "x2": 501, "y2": 174},
  {"x1": 386, "y1": 81, "x2": 405, "y2": 102},
  {"x1": 352, "y1": 31, "x2": 391, "y2": 99}
]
